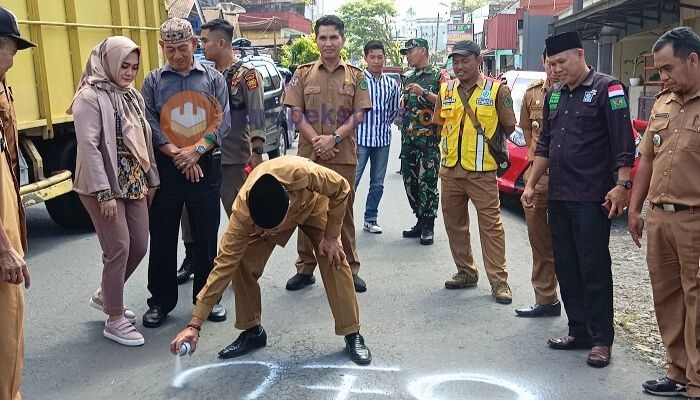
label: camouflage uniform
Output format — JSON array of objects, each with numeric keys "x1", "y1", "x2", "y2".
[{"x1": 400, "y1": 65, "x2": 446, "y2": 222}]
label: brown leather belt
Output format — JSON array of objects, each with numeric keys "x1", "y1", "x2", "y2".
[{"x1": 651, "y1": 202, "x2": 694, "y2": 213}]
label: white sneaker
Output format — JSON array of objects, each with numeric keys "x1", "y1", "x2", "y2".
[
  {"x1": 103, "y1": 317, "x2": 145, "y2": 347},
  {"x1": 363, "y1": 221, "x2": 383, "y2": 234},
  {"x1": 89, "y1": 289, "x2": 137, "y2": 324}
]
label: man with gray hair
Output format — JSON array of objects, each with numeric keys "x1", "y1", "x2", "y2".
[
  {"x1": 629, "y1": 27, "x2": 700, "y2": 399},
  {"x1": 141, "y1": 17, "x2": 231, "y2": 328}
]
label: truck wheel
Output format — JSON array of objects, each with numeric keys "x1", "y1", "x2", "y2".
[
  {"x1": 267, "y1": 124, "x2": 288, "y2": 159},
  {"x1": 44, "y1": 139, "x2": 94, "y2": 230}
]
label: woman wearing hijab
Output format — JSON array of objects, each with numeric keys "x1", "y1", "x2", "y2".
[{"x1": 69, "y1": 36, "x2": 159, "y2": 346}]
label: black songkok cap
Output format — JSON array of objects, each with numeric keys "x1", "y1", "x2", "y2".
[
  {"x1": 545, "y1": 31, "x2": 582, "y2": 57},
  {"x1": 248, "y1": 174, "x2": 289, "y2": 229}
]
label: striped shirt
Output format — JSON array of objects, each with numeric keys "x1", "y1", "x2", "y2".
[{"x1": 356, "y1": 69, "x2": 400, "y2": 147}]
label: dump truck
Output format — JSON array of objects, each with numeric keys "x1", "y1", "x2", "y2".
[
  {"x1": 6, "y1": 0, "x2": 244, "y2": 229},
  {"x1": 5, "y1": 0, "x2": 170, "y2": 229}
]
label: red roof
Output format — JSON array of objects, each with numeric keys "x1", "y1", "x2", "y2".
[
  {"x1": 518, "y1": 0, "x2": 573, "y2": 16},
  {"x1": 239, "y1": 12, "x2": 311, "y2": 34}
]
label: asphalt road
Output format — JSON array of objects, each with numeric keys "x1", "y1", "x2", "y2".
[{"x1": 21, "y1": 129, "x2": 658, "y2": 400}]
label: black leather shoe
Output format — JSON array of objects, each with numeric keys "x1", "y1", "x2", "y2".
[
  {"x1": 208, "y1": 304, "x2": 227, "y2": 322},
  {"x1": 142, "y1": 306, "x2": 168, "y2": 328},
  {"x1": 218, "y1": 326, "x2": 267, "y2": 359},
  {"x1": 286, "y1": 273, "x2": 316, "y2": 291},
  {"x1": 345, "y1": 333, "x2": 372, "y2": 365},
  {"x1": 515, "y1": 301, "x2": 561, "y2": 317},
  {"x1": 402, "y1": 220, "x2": 422, "y2": 238},
  {"x1": 353, "y1": 274, "x2": 367, "y2": 293},
  {"x1": 176, "y1": 243, "x2": 195, "y2": 285}
]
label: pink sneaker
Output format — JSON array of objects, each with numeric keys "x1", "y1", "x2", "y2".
[
  {"x1": 103, "y1": 317, "x2": 144, "y2": 346},
  {"x1": 89, "y1": 289, "x2": 137, "y2": 324}
]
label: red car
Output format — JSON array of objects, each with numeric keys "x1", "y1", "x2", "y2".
[{"x1": 497, "y1": 70, "x2": 645, "y2": 195}]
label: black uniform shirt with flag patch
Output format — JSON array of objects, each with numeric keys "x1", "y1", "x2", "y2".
[{"x1": 535, "y1": 68, "x2": 635, "y2": 202}]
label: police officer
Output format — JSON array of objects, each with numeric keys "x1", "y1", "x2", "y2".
[
  {"x1": 283, "y1": 15, "x2": 372, "y2": 293},
  {"x1": 515, "y1": 47, "x2": 561, "y2": 318},
  {"x1": 0, "y1": 6, "x2": 34, "y2": 399},
  {"x1": 200, "y1": 22, "x2": 265, "y2": 215},
  {"x1": 169, "y1": 156, "x2": 372, "y2": 365},
  {"x1": 141, "y1": 18, "x2": 231, "y2": 327},
  {"x1": 399, "y1": 38, "x2": 447, "y2": 245},
  {"x1": 629, "y1": 27, "x2": 700, "y2": 399},
  {"x1": 172, "y1": 21, "x2": 268, "y2": 285},
  {"x1": 432, "y1": 41, "x2": 515, "y2": 304},
  {"x1": 523, "y1": 31, "x2": 635, "y2": 368}
]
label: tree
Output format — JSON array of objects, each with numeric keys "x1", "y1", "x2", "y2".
[
  {"x1": 279, "y1": 34, "x2": 349, "y2": 68},
  {"x1": 451, "y1": 0, "x2": 488, "y2": 13},
  {"x1": 337, "y1": 0, "x2": 402, "y2": 66}
]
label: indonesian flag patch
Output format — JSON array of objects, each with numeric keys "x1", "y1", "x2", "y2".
[
  {"x1": 608, "y1": 84, "x2": 625, "y2": 98},
  {"x1": 608, "y1": 84, "x2": 628, "y2": 110}
]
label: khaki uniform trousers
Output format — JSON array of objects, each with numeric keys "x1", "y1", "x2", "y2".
[
  {"x1": 647, "y1": 205, "x2": 700, "y2": 396},
  {"x1": 523, "y1": 168, "x2": 558, "y2": 304},
  {"x1": 0, "y1": 153, "x2": 24, "y2": 400},
  {"x1": 234, "y1": 225, "x2": 361, "y2": 335},
  {"x1": 440, "y1": 167, "x2": 507, "y2": 283},
  {"x1": 296, "y1": 163, "x2": 360, "y2": 275}
]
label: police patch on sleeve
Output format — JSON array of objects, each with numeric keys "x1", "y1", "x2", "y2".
[
  {"x1": 290, "y1": 76, "x2": 299, "y2": 86},
  {"x1": 244, "y1": 72, "x2": 259, "y2": 90},
  {"x1": 359, "y1": 79, "x2": 368, "y2": 90}
]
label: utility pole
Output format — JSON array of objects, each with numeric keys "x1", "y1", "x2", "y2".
[{"x1": 435, "y1": 12, "x2": 440, "y2": 57}]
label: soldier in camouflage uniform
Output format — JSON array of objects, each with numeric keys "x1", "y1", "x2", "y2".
[{"x1": 399, "y1": 38, "x2": 448, "y2": 245}]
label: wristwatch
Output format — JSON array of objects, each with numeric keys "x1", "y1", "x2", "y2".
[
  {"x1": 252, "y1": 146, "x2": 264, "y2": 154},
  {"x1": 195, "y1": 144, "x2": 206, "y2": 155},
  {"x1": 616, "y1": 179, "x2": 633, "y2": 189},
  {"x1": 332, "y1": 133, "x2": 342, "y2": 144},
  {"x1": 422, "y1": 88, "x2": 430, "y2": 97}
]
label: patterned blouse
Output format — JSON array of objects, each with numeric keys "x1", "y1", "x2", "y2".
[{"x1": 96, "y1": 92, "x2": 149, "y2": 204}]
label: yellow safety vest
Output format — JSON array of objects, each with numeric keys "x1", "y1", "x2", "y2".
[{"x1": 438, "y1": 78, "x2": 501, "y2": 171}]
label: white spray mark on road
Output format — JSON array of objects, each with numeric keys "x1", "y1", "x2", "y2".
[
  {"x1": 171, "y1": 360, "x2": 281, "y2": 400},
  {"x1": 304, "y1": 374, "x2": 394, "y2": 400},
  {"x1": 302, "y1": 364, "x2": 401, "y2": 372},
  {"x1": 407, "y1": 372, "x2": 536, "y2": 400}
]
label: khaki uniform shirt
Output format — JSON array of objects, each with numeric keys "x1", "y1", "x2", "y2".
[
  {"x1": 193, "y1": 155, "x2": 351, "y2": 319},
  {"x1": 639, "y1": 88, "x2": 700, "y2": 207},
  {"x1": 284, "y1": 59, "x2": 372, "y2": 165},
  {"x1": 520, "y1": 79, "x2": 548, "y2": 161},
  {"x1": 0, "y1": 80, "x2": 27, "y2": 254},
  {"x1": 221, "y1": 61, "x2": 266, "y2": 165}
]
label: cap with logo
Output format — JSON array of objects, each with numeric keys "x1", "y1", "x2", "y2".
[
  {"x1": 160, "y1": 18, "x2": 194, "y2": 44},
  {"x1": 448, "y1": 40, "x2": 480, "y2": 58},
  {"x1": 400, "y1": 38, "x2": 429, "y2": 55},
  {"x1": 0, "y1": 6, "x2": 37, "y2": 50},
  {"x1": 545, "y1": 31, "x2": 582, "y2": 57}
]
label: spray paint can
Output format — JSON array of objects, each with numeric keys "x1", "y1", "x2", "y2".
[{"x1": 179, "y1": 342, "x2": 191, "y2": 356}]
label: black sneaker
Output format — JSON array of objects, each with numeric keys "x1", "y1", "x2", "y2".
[{"x1": 642, "y1": 377, "x2": 688, "y2": 397}]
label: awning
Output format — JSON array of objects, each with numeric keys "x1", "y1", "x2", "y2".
[
  {"x1": 553, "y1": 0, "x2": 681, "y2": 39},
  {"x1": 249, "y1": 37, "x2": 292, "y2": 47}
]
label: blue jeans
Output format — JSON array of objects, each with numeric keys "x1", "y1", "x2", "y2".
[{"x1": 355, "y1": 145, "x2": 390, "y2": 222}]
